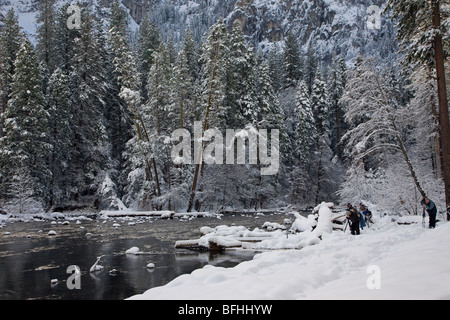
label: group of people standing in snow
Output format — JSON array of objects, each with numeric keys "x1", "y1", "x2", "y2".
[
  {"x1": 345, "y1": 197, "x2": 439, "y2": 235},
  {"x1": 345, "y1": 203, "x2": 372, "y2": 235}
]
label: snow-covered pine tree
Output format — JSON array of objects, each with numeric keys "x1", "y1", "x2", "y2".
[
  {"x1": 267, "y1": 46, "x2": 283, "y2": 93},
  {"x1": 144, "y1": 42, "x2": 174, "y2": 208},
  {"x1": 36, "y1": 0, "x2": 57, "y2": 76},
  {"x1": 0, "y1": 38, "x2": 51, "y2": 211},
  {"x1": 311, "y1": 75, "x2": 329, "y2": 137},
  {"x1": 107, "y1": 2, "x2": 158, "y2": 209},
  {"x1": 53, "y1": 4, "x2": 78, "y2": 73},
  {"x1": 228, "y1": 22, "x2": 257, "y2": 127},
  {"x1": 328, "y1": 54, "x2": 346, "y2": 160},
  {"x1": 165, "y1": 49, "x2": 194, "y2": 209},
  {"x1": 198, "y1": 18, "x2": 230, "y2": 130},
  {"x1": 290, "y1": 80, "x2": 316, "y2": 203},
  {"x1": 0, "y1": 9, "x2": 23, "y2": 136},
  {"x1": 46, "y1": 68, "x2": 72, "y2": 208},
  {"x1": 310, "y1": 74, "x2": 339, "y2": 205},
  {"x1": 283, "y1": 31, "x2": 303, "y2": 88},
  {"x1": 146, "y1": 42, "x2": 173, "y2": 136},
  {"x1": 110, "y1": 0, "x2": 128, "y2": 39},
  {"x1": 173, "y1": 48, "x2": 197, "y2": 130},
  {"x1": 294, "y1": 80, "x2": 316, "y2": 165},
  {"x1": 68, "y1": 8, "x2": 109, "y2": 204},
  {"x1": 183, "y1": 29, "x2": 200, "y2": 82},
  {"x1": 136, "y1": 15, "x2": 160, "y2": 103},
  {"x1": 95, "y1": 14, "x2": 129, "y2": 183},
  {"x1": 254, "y1": 55, "x2": 289, "y2": 208},
  {"x1": 305, "y1": 41, "x2": 318, "y2": 94}
]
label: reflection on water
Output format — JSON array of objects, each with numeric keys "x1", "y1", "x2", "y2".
[{"x1": 0, "y1": 213, "x2": 283, "y2": 300}]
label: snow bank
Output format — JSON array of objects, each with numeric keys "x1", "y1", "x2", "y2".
[{"x1": 129, "y1": 217, "x2": 450, "y2": 300}]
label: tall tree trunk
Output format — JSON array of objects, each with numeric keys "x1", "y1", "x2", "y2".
[
  {"x1": 0, "y1": 63, "x2": 4, "y2": 138},
  {"x1": 187, "y1": 56, "x2": 217, "y2": 212},
  {"x1": 432, "y1": 0, "x2": 450, "y2": 210},
  {"x1": 392, "y1": 121, "x2": 427, "y2": 199},
  {"x1": 429, "y1": 72, "x2": 442, "y2": 179},
  {"x1": 315, "y1": 145, "x2": 323, "y2": 206}
]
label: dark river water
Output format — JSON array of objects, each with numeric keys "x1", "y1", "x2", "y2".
[{"x1": 0, "y1": 213, "x2": 289, "y2": 300}]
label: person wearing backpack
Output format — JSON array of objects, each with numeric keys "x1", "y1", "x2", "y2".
[
  {"x1": 421, "y1": 197, "x2": 437, "y2": 229},
  {"x1": 346, "y1": 204, "x2": 361, "y2": 235}
]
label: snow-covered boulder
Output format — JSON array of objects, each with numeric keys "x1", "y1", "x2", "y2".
[
  {"x1": 125, "y1": 247, "x2": 140, "y2": 254},
  {"x1": 261, "y1": 222, "x2": 286, "y2": 231},
  {"x1": 290, "y1": 214, "x2": 317, "y2": 233}
]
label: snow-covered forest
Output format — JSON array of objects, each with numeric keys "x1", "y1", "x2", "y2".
[{"x1": 0, "y1": 0, "x2": 449, "y2": 217}]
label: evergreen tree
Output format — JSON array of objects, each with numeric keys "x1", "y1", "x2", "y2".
[
  {"x1": 0, "y1": 9, "x2": 23, "y2": 136},
  {"x1": 36, "y1": 0, "x2": 57, "y2": 75},
  {"x1": 294, "y1": 80, "x2": 316, "y2": 162},
  {"x1": 173, "y1": 48, "x2": 195, "y2": 129},
  {"x1": 183, "y1": 29, "x2": 200, "y2": 82},
  {"x1": 198, "y1": 18, "x2": 230, "y2": 129},
  {"x1": 110, "y1": 0, "x2": 128, "y2": 39},
  {"x1": 108, "y1": 3, "x2": 164, "y2": 209},
  {"x1": 267, "y1": 46, "x2": 282, "y2": 93},
  {"x1": 136, "y1": 15, "x2": 160, "y2": 102},
  {"x1": 68, "y1": 9, "x2": 109, "y2": 203},
  {"x1": 146, "y1": 43, "x2": 173, "y2": 136},
  {"x1": 305, "y1": 41, "x2": 318, "y2": 94},
  {"x1": 328, "y1": 54, "x2": 346, "y2": 159},
  {"x1": 283, "y1": 31, "x2": 303, "y2": 88},
  {"x1": 290, "y1": 80, "x2": 316, "y2": 203},
  {"x1": 53, "y1": 4, "x2": 78, "y2": 73},
  {"x1": 311, "y1": 75, "x2": 329, "y2": 136},
  {"x1": 46, "y1": 68, "x2": 72, "y2": 208},
  {"x1": 228, "y1": 23, "x2": 257, "y2": 127},
  {"x1": 0, "y1": 39, "x2": 50, "y2": 209}
]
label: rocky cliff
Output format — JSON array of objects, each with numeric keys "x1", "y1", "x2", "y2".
[{"x1": 1, "y1": 0, "x2": 397, "y2": 62}]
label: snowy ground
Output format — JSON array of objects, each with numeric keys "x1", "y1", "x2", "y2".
[{"x1": 128, "y1": 210, "x2": 450, "y2": 300}]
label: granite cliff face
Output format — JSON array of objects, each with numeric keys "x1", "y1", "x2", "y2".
[{"x1": 0, "y1": 0, "x2": 396, "y2": 62}]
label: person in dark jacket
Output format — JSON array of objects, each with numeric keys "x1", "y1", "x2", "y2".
[
  {"x1": 421, "y1": 197, "x2": 437, "y2": 229},
  {"x1": 346, "y1": 203, "x2": 360, "y2": 235}
]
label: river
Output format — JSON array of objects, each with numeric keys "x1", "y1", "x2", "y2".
[{"x1": 0, "y1": 212, "x2": 290, "y2": 300}]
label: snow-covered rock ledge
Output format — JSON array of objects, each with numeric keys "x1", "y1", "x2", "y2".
[{"x1": 128, "y1": 212, "x2": 450, "y2": 300}]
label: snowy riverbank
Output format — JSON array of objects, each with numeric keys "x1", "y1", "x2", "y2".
[{"x1": 129, "y1": 209, "x2": 450, "y2": 300}]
